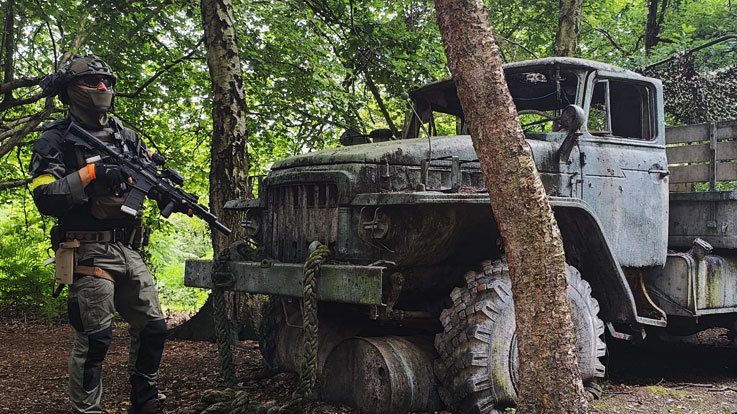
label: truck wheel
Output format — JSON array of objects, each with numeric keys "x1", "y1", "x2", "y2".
[{"x1": 434, "y1": 259, "x2": 606, "y2": 413}]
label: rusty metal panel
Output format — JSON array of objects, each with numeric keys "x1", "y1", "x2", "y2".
[
  {"x1": 578, "y1": 137, "x2": 669, "y2": 267},
  {"x1": 646, "y1": 251, "x2": 737, "y2": 317},
  {"x1": 322, "y1": 336, "x2": 442, "y2": 413},
  {"x1": 184, "y1": 260, "x2": 384, "y2": 305},
  {"x1": 696, "y1": 254, "x2": 737, "y2": 314},
  {"x1": 645, "y1": 253, "x2": 695, "y2": 317}
]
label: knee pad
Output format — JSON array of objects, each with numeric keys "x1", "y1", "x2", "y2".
[
  {"x1": 136, "y1": 319, "x2": 167, "y2": 375},
  {"x1": 83, "y1": 326, "x2": 113, "y2": 391}
]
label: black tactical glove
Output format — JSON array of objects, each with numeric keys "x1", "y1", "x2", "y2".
[
  {"x1": 93, "y1": 163, "x2": 129, "y2": 187},
  {"x1": 149, "y1": 189, "x2": 192, "y2": 216},
  {"x1": 168, "y1": 199, "x2": 193, "y2": 216}
]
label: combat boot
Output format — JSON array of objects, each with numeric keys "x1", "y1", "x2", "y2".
[{"x1": 128, "y1": 398, "x2": 163, "y2": 414}]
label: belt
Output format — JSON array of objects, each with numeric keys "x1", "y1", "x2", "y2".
[{"x1": 65, "y1": 228, "x2": 131, "y2": 243}]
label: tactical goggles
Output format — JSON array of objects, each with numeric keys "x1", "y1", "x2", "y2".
[{"x1": 77, "y1": 75, "x2": 114, "y2": 89}]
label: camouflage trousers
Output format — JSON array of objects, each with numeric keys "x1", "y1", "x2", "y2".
[{"x1": 66, "y1": 241, "x2": 166, "y2": 414}]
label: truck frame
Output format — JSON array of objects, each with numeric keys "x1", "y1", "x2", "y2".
[{"x1": 185, "y1": 57, "x2": 737, "y2": 413}]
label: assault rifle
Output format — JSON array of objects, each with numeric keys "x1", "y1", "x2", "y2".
[{"x1": 63, "y1": 121, "x2": 231, "y2": 235}]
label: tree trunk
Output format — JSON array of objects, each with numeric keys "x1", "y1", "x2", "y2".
[
  {"x1": 554, "y1": 0, "x2": 583, "y2": 56},
  {"x1": 201, "y1": 0, "x2": 249, "y2": 247},
  {"x1": 645, "y1": 0, "x2": 668, "y2": 53},
  {"x1": 433, "y1": 1, "x2": 588, "y2": 413},
  {"x1": 170, "y1": 0, "x2": 254, "y2": 341}
]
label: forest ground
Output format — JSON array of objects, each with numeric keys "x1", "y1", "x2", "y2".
[{"x1": 2, "y1": 312, "x2": 736, "y2": 414}]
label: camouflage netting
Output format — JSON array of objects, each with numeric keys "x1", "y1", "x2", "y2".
[{"x1": 639, "y1": 52, "x2": 737, "y2": 124}]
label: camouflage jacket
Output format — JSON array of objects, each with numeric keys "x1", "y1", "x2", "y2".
[{"x1": 29, "y1": 115, "x2": 150, "y2": 231}]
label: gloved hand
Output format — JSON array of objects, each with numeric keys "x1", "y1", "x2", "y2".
[
  {"x1": 90, "y1": 163, "x2": 130, "y2": 187},
  {"x1": 156, "y1": 197, "x2": 193, "y2": 217},
  {"x1": 170, "y1": 199, "x2": 193, "y2": 216}
]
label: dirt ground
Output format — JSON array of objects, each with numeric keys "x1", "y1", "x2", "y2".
[{"x1": 1, "y1": 313, "x2": 736, "y2": 414}]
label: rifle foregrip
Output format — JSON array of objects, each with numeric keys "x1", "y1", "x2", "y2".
[{"x1": 161, "y1": 201, "x2": 175, "y2": 218}]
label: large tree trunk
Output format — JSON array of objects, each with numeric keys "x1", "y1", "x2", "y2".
[
  {"x1": 433, "y1": 1, "x2": 588, "y2": 413},
  {"x1": 201, "y1": 0, "x2": 249, "y2": 244},
  {"x1": 170, "y1": 0, "x2": 255, "y2": 341},
  {"x1": 554, "y1": 0, "x2": 583, "y2": 56}
]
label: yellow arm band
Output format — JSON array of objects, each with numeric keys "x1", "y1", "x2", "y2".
[{"x1": 31, "y1": 174, "x2": 56, "y2": 190}]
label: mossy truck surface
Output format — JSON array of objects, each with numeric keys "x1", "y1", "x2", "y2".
[{"x1": 185, "y1": 57, "x2": 737, "y2": 414}]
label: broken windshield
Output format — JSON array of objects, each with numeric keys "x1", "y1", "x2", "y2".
[{"x1": 403, "y1": 66, "x2": 583, "y2": 138}]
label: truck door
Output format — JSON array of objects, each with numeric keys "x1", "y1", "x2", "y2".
[{"x1": 579, "y1": 70, "x2": 669, "y2": 268}]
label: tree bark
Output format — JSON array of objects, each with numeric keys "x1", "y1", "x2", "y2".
[
  {"x1": 645, "y1": 0, "x2": 668, "y2": 53},
  {"x1": 433, "y1": 1, "x2": 588, "y2": 413},
  {"x1": 201, "y1": 0, "x2": 249, "y2": 250},
  {"x1": 554, "y1": 0, "x2": 583, "y2": 56},
  {"x1": 170, "y1": 0, "x2": 254, "y2": 341}
]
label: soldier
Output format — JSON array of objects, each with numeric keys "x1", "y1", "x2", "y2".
[{"x1": 30, "y1": 55, "x2": 166, "y2": 414}]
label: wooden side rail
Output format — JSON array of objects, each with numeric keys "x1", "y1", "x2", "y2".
[{"x1": 666, "y1": 119, "x2": 737, "y2": 192}]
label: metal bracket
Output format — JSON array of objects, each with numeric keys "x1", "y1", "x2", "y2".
[
  {"x1": 212, "y1": 271, "x2": 235, "y2": 288},
  {"x1": 383, "y1": 272, "x2": 404, "y2": 318}
]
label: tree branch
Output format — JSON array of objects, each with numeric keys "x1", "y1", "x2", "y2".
[
  {"x1": 116, "y1": 38, "x2": 203, "y2": 99},
  {"x1": 0, "y1": 99, "x2": 55, "y2": 159},
  {"x1": 495, "y1": 34, "x2": 539, "y2": 59},
  {"x1": 0, "y1": 76, "x2": 42, "y2": 94},
  {"x1": 364, "y1": 71, "x2": 399, "y2": 138},
  {"x1": 109, "y1": 2, "x2": 172, "y2": 58},
  {"x1": 2, "y1": 0, "x2": 16, "y2": 102},
  {"x1": 0, "y1": 177, "x2": 31, "y2": 191}
]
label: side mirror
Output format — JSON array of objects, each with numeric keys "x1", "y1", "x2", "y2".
[
  {"x1": 559, "y1": 104, "x2": 586, "y2": 132},
  {"x1": 369, "y1": 128, "x2": 393, "y2": 143}
]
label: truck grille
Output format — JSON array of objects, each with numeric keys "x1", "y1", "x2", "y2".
[{"x1": 266, "y1": 183, "x2": 339, "y2": 262}]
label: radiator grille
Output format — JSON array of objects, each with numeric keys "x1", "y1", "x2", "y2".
[{"x1": 266, "y1": 183, "x2": 339, "y2": 262}]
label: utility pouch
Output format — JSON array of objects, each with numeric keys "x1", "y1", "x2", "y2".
[
  {"x1": 50, "y1": 225, "x2": 63, "y2": 252},
  {"x1": 55, "y1": 240, "x2": 80, "y2": 285},
  {"x1": 130, "y1": 223, "x2": 151, "y2": 249}
]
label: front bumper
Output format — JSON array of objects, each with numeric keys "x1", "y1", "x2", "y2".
[{"x1": 184, "y1": 260, "x2": 384, "y2": 305}]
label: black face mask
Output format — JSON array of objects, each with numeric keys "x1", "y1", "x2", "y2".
[{"x1": 66, "y1": 85, "x2": 113, "y2": 129}]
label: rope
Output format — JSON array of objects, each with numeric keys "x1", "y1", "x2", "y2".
[
  {"x1": 280, "y1": 243, "x2": 330, "y2": 411},
  {"x1": 212, "y1": 247, "x2": 237, "y2": 388},
  {"x1": 189, "y1": 242, "x2": 330, "y2": 414}
]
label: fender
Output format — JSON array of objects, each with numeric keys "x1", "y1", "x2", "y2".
[{"x1": 551, "y1": 197, "x2": 665, "y2": 327}]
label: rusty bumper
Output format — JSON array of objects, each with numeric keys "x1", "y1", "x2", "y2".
[{"x1": 184, "y1": 260, "x2": 384, "y2": 305}]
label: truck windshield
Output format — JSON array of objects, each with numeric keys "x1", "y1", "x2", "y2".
[{"x1": 404, "y1": 68, "x2": 581, "y2": 138}]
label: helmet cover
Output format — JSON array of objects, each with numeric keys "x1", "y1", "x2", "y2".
[{"x1": 41, "y1": 54, "x2": 117, "y2": 103}]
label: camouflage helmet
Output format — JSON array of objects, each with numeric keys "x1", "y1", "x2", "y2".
[{"x1": 40, "y1": 54, "x2": 117, "y2": 102}]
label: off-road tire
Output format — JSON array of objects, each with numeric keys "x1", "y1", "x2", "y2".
[{"x1": 434, "y1": 258, "x2": 606, "y2": 413}]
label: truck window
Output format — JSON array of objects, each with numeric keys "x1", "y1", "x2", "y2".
[
  {"x1": 588, "y1": 78, "x2": 655, "y2": 140},
  {"x1": 405, "y1": 69, "x2": 581, "y2": 138}
]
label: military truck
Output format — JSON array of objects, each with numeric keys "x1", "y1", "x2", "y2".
[{"x1": 185, "y1": 57, "x2": 737, "y2": 413}]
